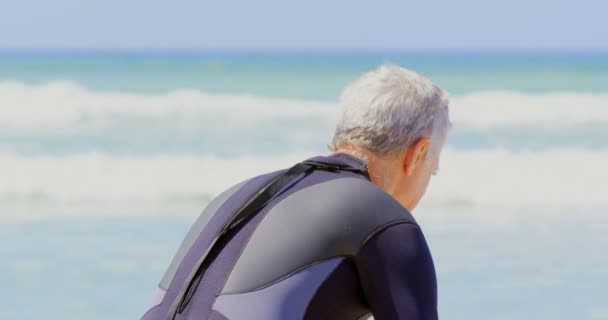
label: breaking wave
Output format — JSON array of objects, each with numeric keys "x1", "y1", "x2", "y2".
[
  {"x1": 1, "y1": 148, "x2": 606, "y2": 218},
  {"x1": 1, "y1": 81, "x2": 607, "y2": 132}
]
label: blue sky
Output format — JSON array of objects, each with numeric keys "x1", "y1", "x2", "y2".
[{"x1": 0, "y1": 0, "x2": 606, "y2": 51}]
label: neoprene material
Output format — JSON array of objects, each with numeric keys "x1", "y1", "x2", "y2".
[{"x1": 139, "y1": 153, "x2": 438, "y2": 320}]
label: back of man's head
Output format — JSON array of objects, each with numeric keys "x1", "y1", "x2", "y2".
[{"x1": 330, "y1": 64, "x2": 451, "y2": 160}]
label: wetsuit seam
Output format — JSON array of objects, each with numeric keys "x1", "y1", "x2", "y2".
[
  {"x1": 209, "y1": 308, "x2": 228, "y2": 320},
  {"x1": 355, "y1": 310, "x2": 373, "y2": 320},
  {"x1": 221, "y1": 256, "x2": 346, "y2": 295},
  {"x1": 160, "y1": 175, "x2": 263, "y2": 290},
  {"x1": 157, "y1": 179, "x2": 253, "y2": 290},
  {"x1": 355, "y1": 220, "x2": 419, "y2": 256}
]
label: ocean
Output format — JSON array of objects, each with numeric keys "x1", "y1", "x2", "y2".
[{"x1": 0, "y1": 52, "x2": 606, "y2": 319}]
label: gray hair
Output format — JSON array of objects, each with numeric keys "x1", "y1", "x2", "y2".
[{"x1": 329, "y1": 64, "x2": 451, "y2": 160}]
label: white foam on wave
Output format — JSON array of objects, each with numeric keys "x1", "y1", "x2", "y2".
[
  {"x1": 0, "y1": 152, "x2": 309, "y2": 219},
  {"x1": 0, "y1": 81, "x2": 335, "y2": 131},
  {"x1": 450, "y1": 91, "x2": 608, "y2": 129},
  {"x1": 1, "y1": 81, "x2": 607, "y2": 132},
  {"x1": 424, "y1": 147, "x2": 608, "y2": 208},
  {"x1": 1, "y1": 149, "x2": 606, "y2": 218}
]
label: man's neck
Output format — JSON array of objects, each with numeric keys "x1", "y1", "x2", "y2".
[{"x1": 332, "y1": 147, "x2": 393, "y2": 191}]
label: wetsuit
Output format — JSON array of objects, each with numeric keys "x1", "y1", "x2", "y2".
[{"x1": 140, "y1": 153, "x2": 438, "y2": 320}]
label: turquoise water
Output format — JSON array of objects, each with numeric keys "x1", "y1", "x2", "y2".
[
  {"x1": 1, "y1": 52, "x2": 608, "y2": 98},
  {"x1": 0, "y1": 52, "x2": 607, "y2": 319}
]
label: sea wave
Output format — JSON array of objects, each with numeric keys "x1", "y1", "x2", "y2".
[
  {"x1": 1, "y1": 81, "x2": 607, "y2": 132},
  {"x1": 0, "y1": 149, "x2": 606, "y2": 218},
  {"x1": 0, "y1": 81, "x2": 335, "y2": 131}
]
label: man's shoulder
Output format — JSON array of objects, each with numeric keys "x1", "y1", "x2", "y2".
[
  {"x1": 209, "y1": 165, "x2": 417, "y2": 253},
  {"x1": 208, "y1": 168, "x2": 285, "y2": 207},
  {"x1": 261, "y1": 173, "x2": 417, "y2": 252},
  {"x1": 297, "y1": 175, "x2": 415, "y2": 225}
]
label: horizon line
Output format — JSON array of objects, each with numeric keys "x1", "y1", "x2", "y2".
[{"x1": 0, "y1": 46, "x2": 607, "y2": 55}]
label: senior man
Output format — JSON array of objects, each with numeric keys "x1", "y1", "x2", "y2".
[{"x1": 140, "y1": 64, "x2": 451, "y2": 320}]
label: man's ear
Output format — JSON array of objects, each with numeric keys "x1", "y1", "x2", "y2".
[{"x1": 403, "y1": 137, "x2": 431, "y2": 176}]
